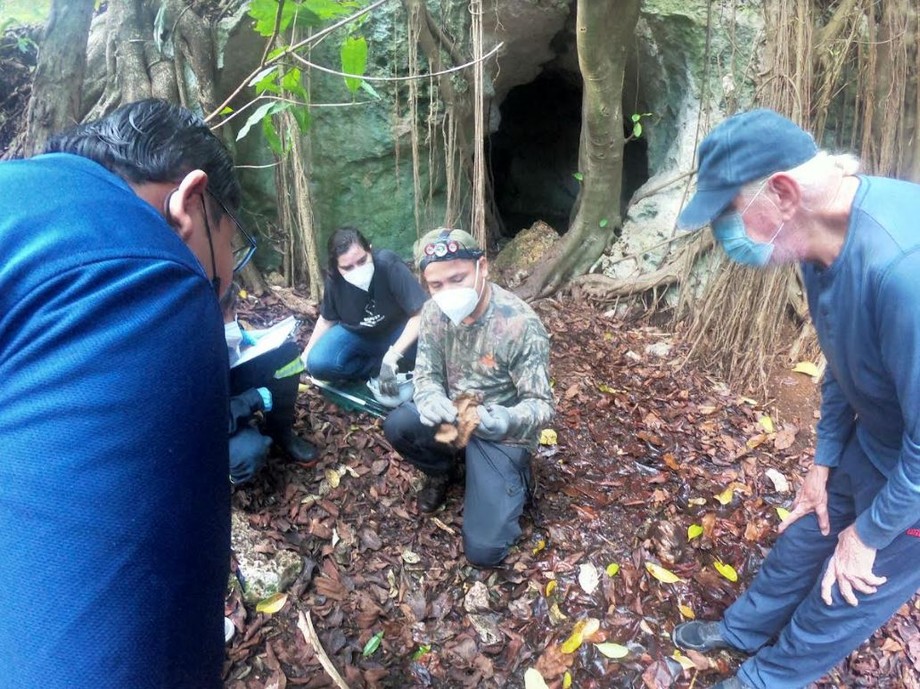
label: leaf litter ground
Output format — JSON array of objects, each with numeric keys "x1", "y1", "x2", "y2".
[{"x1": 226, "y1": 293, "x2": 920, "y2": 689}]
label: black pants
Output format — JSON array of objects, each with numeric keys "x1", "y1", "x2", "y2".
[
  {"x1": 383, "y1": 402, "x2": 532, "y2": 567},
  {"x1": 230, "y1": 340, "x2": 302, "y2": 441}
]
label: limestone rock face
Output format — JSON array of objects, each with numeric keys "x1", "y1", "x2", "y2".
[
  {"x1": 491, "y1": 220, "x2": 559, "y2": 289},
  {"x1": 231, "y1": 511, "x2": 303, "y2": 605}
]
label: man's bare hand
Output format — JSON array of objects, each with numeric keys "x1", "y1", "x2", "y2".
[
  {"x1": 779, "y1": 464, "x2": 831, "y2": 535},
  {"x1": 820, "y1": 525, "x2": 887, "y2": 606}
]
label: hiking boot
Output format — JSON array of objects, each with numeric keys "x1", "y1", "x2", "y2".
[
  {"x1": 417, "y1": 473, "x2": 451, "y2": 513},
  {"x1": 708, "y1": 678, "x2": 751, "y2": 689},
  {"x1": 275, "y1": 432, "x2": 318, "y2": 465},
  {"x1": 672, "y1": 621, "x2": 732, "y2": 653}
]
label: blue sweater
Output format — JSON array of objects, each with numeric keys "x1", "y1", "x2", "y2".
[
  {"x1": 0, "y1": 154, "x2": 229, "y2": 687},
  {"x1": 803, "y1": 176, "x2": 920, "y2": 550}
]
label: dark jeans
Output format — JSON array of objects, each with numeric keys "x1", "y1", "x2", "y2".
[
  {"x1": 230, "y1": 339, "x2": 302, "y2": 440},
  {"x1": 720, "y1": 432, "x2": 920, "y2": 689},
  {"x1": 383, "y1": 402, "x2": 532, "y2": 567}
]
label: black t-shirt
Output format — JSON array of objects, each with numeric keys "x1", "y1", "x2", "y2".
[{"x1": 320, "y1": 249, "x2": 428, "y2": 339}]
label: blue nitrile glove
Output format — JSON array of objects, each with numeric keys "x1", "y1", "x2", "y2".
[
  {"x1": 418, "y1": 394, "x2": 457, "y2": 427},
  {"x1": 256, "y1": 387, "x2": 273, "y2": 412},
  {"x1": 475, "y1": 404, "x2": 512, "y2": 441}
]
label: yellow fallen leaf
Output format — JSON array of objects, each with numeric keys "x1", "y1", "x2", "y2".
[
  {"x1": 671, "y1": 650, "x2": 696, "y2": 670},
  {"x1": 548, "y1": 601, "x2": 568, "y2": 625},
  {"x1": 606, "y1": 563, "x2": 620, "y2": 577},
  {"x1": 539, "y1": 429, "x2": 558, "y2": 446},
  {"x1": 714, "y1": 486, "x2": 734, "y2": 505},
  {"x1": 562, "y1": 671, "x2": 572, "y2": 689},
  {"x1": 255, "y1": 592, "x2": 288, "y2": 614},
  {"x1": 678, "y1": 604, "x2": 695, "y2": 619},
  {"x1": 545, "y1": 580, "x2": 557, "y2": 596},
  {"x1": 792, "y1": 361, "x2": 820, "y2": 377},
  {"x1": 524, "y1": 668, "x2": 550, "y2": 689},
  {"x1": 595, "y1": 642, "x2": 629, "y2": 659},
  {"x1": 238, "y1": 289, "x2": 249, "y2": 300},
  {"x1": 597, "y1": 383, "x2": 615, "y2": 394},
  {"x1": 324, "y1": 468, "x2": 341, "y2": 489},
  {"x1": 776, "y1": 507, "x2": 791, "y2": 521},
  {"x1": 688, "y1": 497, "x2": 707, "y2": 506},
  {"x1": 532, "y1": 539, "x2": 546, "y2": 555},
  {"x1": 560, "y1": 629, "x2": 583, "y2": 654},
  {"x1": 759, "y1": 415, "x2": 775, "y2": 433},
  {"x1": 645, "y1": 562, "x2": 682, "y2": 584},
  {"x1": 298, "y1": 383, "x2": 309, "y2": 394},
  {"x1": 687, "y1": 524, "x2": 703, "y2": 540},
  {"x1": 714, "y1": 560, "x2": 739, "y2": 582}
]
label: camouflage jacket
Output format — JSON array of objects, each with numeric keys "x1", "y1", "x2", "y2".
[{"x1": 413, "y1": 283, "x2": 554, "y2": 450}]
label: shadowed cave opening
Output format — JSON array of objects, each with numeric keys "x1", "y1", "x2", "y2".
[{"x1": 488, "y1": 70, "x2": 650, "y2": 237}]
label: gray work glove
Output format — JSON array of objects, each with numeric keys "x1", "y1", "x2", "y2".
[
  {"x1": 377, "y1": 347, "x2": 402, "y2": 397},
  {"x1": 418, "y1": 394, "x2": 457, "y2": 427},
  {"x1": 475, "y1": 404, "x2": 512, "y2": 441}
]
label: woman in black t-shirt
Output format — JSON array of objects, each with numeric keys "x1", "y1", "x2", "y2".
[{"x1": 301, "y1": 227, "x2": 427, "y2": 395}]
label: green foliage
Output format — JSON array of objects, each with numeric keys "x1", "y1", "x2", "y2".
[
  {"x1": 340, "y1": 36, "x2": 367, "y2": 95},
  {"x1": 361, "y1": 631, "x2": 384, "y2": 657},
  {"x1": 248, "y1": 0, "x2": 358, "y2": 35},
  {"x1": 0, "y1": 0, "x2": 49, "y2": 26},
  {"x1": 238, "y1": 0, "x2": 370, "y2": 147},
  {"x1": 629, "y1": 112, "x2": 654, "y2": 139},
  {"x1": 0, "y1": 18, "x2": 37, "y2": 53},
  {"x1": 572, "y1": 172, "x2": 584, "y2": 182}
]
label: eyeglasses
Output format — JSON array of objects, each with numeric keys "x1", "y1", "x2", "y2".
[{"x1": 206, "y1": 189, "x2": 257, "y2": 273}]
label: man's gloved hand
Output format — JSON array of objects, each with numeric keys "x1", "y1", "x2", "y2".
[
  {"x1": 418, "y1": 394, "x2": 457, "y2": 427},
  {"x1": 378, "y1": 347, "x2": 402, "y2": 397},
  {"x1": 229, "y1": 427, "x2": 271, "y2": 484},
  {"x1": 475, "y1": 404, "x2": 512, "y2": 441}
]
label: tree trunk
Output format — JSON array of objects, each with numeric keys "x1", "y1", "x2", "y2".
[
  {"x1": 22, "y1": 0, "x2": 94, "y2": 155},
  {"x1": 516, "y1": 0, "x2": 641, "y2": 301}
]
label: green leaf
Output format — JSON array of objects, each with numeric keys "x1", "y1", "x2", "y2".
[
  {"x1": 219, "y1": 106, "x2": 234, "y2": 115},
  {"x1": 302, "y1": 0, "x2": 359, "y2": 21},
  {"x1": 248, "y1": 0, "x2": 291, "y2": 35},
  {"x1": 341, "y1": 35, "x2": 368, "y2": 94},
  {"x1": 237, "y1": 101, "x2": 277, "y2": 141},
  {"x1": 280, "y1": 67, "x2": 302, "y2": 92},
  {"x1": 252, "y1": 66, "x2": 281, "y2": 95},
  {"x1": 360, "y1": 79, "x2": 382, "y2": 100},
  {"x1": 631, "y1": 113, "x2": 641, "y2": 122},
  {"x1": 411, "y1": 644, "x2": 431, "y2": 660},
  {"x1": 633, "y1": 122, "x2": 643, "y2": 138},
  {"x1": 290, "y1": 106, "x2": 311, "y2": 134},
  {"x1": 572, "y1": 172, "x2": 584, "y2": 182},
  {"x1": 599, "y1": 218, "x2": 609, "y2": 228},
  {"x1": 362, "y1": 630, "x2": 384, "y2": 657},
  {"x1": 262, "y1": 117, "x2": 284, "y2": 155}
]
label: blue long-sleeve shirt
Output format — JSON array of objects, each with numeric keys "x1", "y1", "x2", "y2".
[
  {"x1": 802, "y1": 175, "x2": 920, "y2": 549},
  {"x1": 0, "y1": 154, "x2": 229, "y2": 687}
]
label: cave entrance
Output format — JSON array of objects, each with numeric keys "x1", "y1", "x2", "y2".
[{"x1": 488, "y1": 70, "x2": 650, "y2": 237}]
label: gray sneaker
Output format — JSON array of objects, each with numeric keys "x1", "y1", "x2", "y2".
[{"x1": 672, "y1": 620, "x2": 732, "y2": 652}]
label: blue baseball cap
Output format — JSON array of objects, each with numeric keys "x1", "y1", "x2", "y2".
[{"x1": 677, "y1": 109, "x2": 818, "y2": 230}]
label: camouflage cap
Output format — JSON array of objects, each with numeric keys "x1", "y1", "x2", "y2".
[{"x1": 414, "y1": 228, "x2": 483, "y2": 271}]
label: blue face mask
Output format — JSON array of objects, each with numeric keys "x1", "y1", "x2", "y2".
[
  {"x1": 712, "y1": 212, "x2": 777, "y2": 267},
  {"x1": 712, "y1": 185, "x2": 785, "y2": 267}
]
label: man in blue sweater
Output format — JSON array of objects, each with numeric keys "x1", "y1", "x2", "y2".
[
  {"x1": 0, "y1": 100, "x2": 253, "y2": 688},
  {"x1": 671, "y1": 109, "x2": 920, "y2": 689}
]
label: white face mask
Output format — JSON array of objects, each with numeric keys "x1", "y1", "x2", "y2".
[
  {"x1": 224, "y1": 320, "x2": 243, "y2": 364},
  {"x1": 432, "y1": 262, "x2": 484, "y2": 326},
  {"x1": 341, "y1": 259, "x2": 375, "y2": 291}
]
